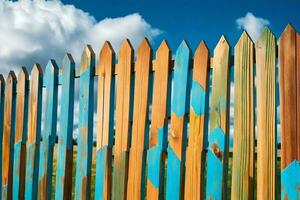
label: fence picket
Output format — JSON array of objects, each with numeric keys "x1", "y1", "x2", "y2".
[
  {"x1": 0, "y1": 75, "x2": 4, "y2": 198},
  {"x1": 231, "y1": 32, "x2": 255, "y2": 200},
  {"x1": 206, "y1": 36, "x2": 230, "y2": 200},
  {"x1": 166, "y1": 41, "x2": 191, "y2": 200},
  {"x1": 75, "y1": 46, "x2": 95, "y2": 200},
  {"x1": 25, "y1": 64, "x2": 43, "y2": 200},
  {"x1": 94, "y1": 41, "x2": 115, "y2": 200},
  {"x1": 38, "y1": 60, "x2": 58, "y2": 200},
  {"x1": 55, "y1": 54, "x2": 75, "y2": 200},
  {"x1": 112, "y1": 39, "x2": 134, "y2": 200},
  {"x1": 146, "y1": 40, "x2": 171, "y2": 200},
  {"x1": 256, "y1": 27, "x2": 276, "y2": 200},
  {"x1": 1, "y1": 71, "x2": 17, "y2": 200},
  {"x1": 13, "y1": 67, "x2": 29, "y2": 200},
  {"x1": 184, "y1": 41, "x2": 210, "y2": 200},
  {"x1": 127, "y1": 38, "x2": 152, "y2": 200},
  {"x1": 279, "y1": 24, "x2": 300, "y2": 199}
]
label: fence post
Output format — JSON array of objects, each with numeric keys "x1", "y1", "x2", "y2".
[
  {"x1": 184, "y1": 41, "x2": 210, "y2": 200},
  {"x1": 75, "y1": 45, "x2": 95, "y2": 200},
  {"x1": 1, "y1": 71, "x2": 17, "y2": 200},
  {"x1": 94, "y1": 41, "x2": 115, "y2": 200},
  {"x1": 127, "y1": 38, "x2": 152, "y2": 200},
  {"x1": 206, "y1": 36, "x2": 230, "y2": 200},
  {"x1": 166, "y1": 40, "x2": 191, "y2": 200},
  {"x1": 279, "y1": 24, "x2": 300, "y2": 199},
  {"x1": 55, "y1": 54, "x2": 75, "y2": 200},
  {"x1": 112, "y1": 39, "x2": 134, "y2": 200},
  {"x1": 231, "y1": 32, "x2": 255, "y2": 200},
  {"x1": 146, "y1": 40, "x2": 171, "y2": 200},
  {"x1": 13, "y1": 67, "x2": 29, "y2": 200},
  {"x1": 38, "y1": 60, "x2": 58, "y2": 200},
  {"x1": 25, "y1": 64, "x2": 43, "y2": 200},
  {"x1": 256, "y1": 27, "x2": 277, "y2": 200}
]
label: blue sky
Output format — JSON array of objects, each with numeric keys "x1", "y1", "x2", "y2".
[{"x1": 61, "y1": 0, "x2": 300, "y2": 50}]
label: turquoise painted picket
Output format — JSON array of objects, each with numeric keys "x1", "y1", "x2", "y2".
[{"x1": 0, "y1": 24, "x2": 299, "y2": 200}]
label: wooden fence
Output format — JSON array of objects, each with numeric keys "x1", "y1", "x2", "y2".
[{"x1": 0, "y1": 24, "x2": 299, "y2": 200}]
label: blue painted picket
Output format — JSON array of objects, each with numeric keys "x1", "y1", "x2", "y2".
[
  {"x1": 24, "y1": 64, "x2": 43, "y2": 200},
  {"x1": 13, "y1": 67, "x2": 29, "y2": 200},
  {"x1": 74, "y1": 45, "x2": 95, "y2": 200},
  {"x1": 55, "y1": 54, "x2": 75, "y2": 200},
  {"x1": 166, "y1": 40, "x2": 191, "y2": 200}
]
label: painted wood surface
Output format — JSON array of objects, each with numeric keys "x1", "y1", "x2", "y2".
[
  {"x1": 75, "y1": 45, "x2": 95, "y2": 200},
  {"x1": 256, "y1": 27, "x2": 276, "y2": 200},
  {"x1": 55, "y1": 54, "x2": 75, "y2": 200},
  {"x1": 146, "y1": 40, "x2": 171, "y2": 200},
  {"x1": 184, "y1": 41, "x2": 210, "y2": 200},
  {"x1": 13, "y1": 67, "x2": 29, "y2": 200},
  {"x1": 231, "y1": 32, "x2": 254, "y2": 200},
  {"x1": 166, "y1": 41, "x2": 191, "y2": 200},
  {"x1": 25, "y1": 64, "x2": 43, "y2": 200},
  {"x1": 1, "y1": 71, "x2": 17, "y2": 200},
  {"x1": 94, "y1": 41, "x2": 115, "y2": 200},
  {"x1": 38, "y1": 60, "x2": 58, "y2": 200},
  {"x1": 111, "y1": 39, "x2": 134, "y2": 200},
  {"x1": 0, "y1": 74, "x2": 4, "y2": 199},
  {"x1": 206, "y1": 36, "x2": 230, "y2": 200},
  {"x1": 127, "y1": 38, "x2": 152, "y2": 200},
  {"x1": 279, "y1": 24, "x2": 300, "y2": 199}
]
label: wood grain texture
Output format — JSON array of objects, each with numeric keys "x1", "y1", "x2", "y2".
[
  {"x1": 25, "y1": 64, "x2": 43, "y2": 200},
  {"x1": 0, "y1": 75, "x2": 4, "y2": 197},
  {"x1": 184, "y1": 41, "x2": 210, "y2": 200},
  {"x1": 95, "y1": 41, "x2": 115, "y2": 200},
  {"x1": 75, "y1": 45, "x2": 95, "y2": 200},
  {"x1": 127, "y1": 38, "x2": 152, "y2": 200},
  {"x1": 166, "y1": 41, "x2": 191, "y2": 200},
  {"x1": 279, "y1": 24, "x2": 300, "y2": 199},
  {"x1": 231, "y1": 32, "x2": 254, "y2": 200},
  {"x1": 55, "y1": 54, "x2": 75, "y2": 200},
  {"x1": 206, "y1": 36, "x2": 230, "y2": 200},
  {"x1": 146, "y1": 40, "x2": 171, "y2": 200},
  {"x1": 13, "y1": 67, "x2": 29, "y2": 200},
  {"x1": 2, "y1": 71, "x2": 17, "y2": 200},
  {"x1": 38, "y1": 60, "x2": 58, "y2": 200},
  {"x1": 256, "y1": 27, "x2": 276, "y2": 200},
  {"x1": 112, "y1": 39, "x2": 134, "y2": 200}
]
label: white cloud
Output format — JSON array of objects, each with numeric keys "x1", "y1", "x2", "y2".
[
  {"x1": 236, "y1": 12, "x2": 270, "y2": 42},
  {"x1": 0, "y1": 0, "x2": 162, "y2": 76}
]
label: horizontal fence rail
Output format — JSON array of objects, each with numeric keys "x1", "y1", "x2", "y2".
[{"x1": 0, "y1": 25, "x2": 300, "y2": 200}]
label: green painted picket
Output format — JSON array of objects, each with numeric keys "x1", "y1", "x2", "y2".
[{"x1": 0, "y1": 24, "x2": 299, "y2": 200}]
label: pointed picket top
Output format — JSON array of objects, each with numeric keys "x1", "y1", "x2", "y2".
[
  {"x1": 214, "y1": 35, "x2": 229, "y2": 52},
  {"x1": 195, "y1": 41, "x2": 209, "y2": 56},
  {"x1": 281, "y1": 23, "x2": 297, "y2": 37},
  {"x1": 18, "y1": 67, "x2": 29, "y2": 81},
  {"x1": 45, "y1": 59, "x2": 58, "y2": 73},
  {"x1": 6, "y1": 70, "x2": 17, "y2": 84},
  {"x1": 31, "y1": 63, "x2": 43, "y2": 76},
  {"x1": 157, "y1": 39, "x2": 171, "y2": 54},
  {"x1": 101, "y1": 41, "x2": 114, "y2": 54},
  {"x1": 257, "y1": 27, "x2": 275, "y2": 44},
  {"x1": 97, "y1": 41, "x2": 114, "y2": 75},
  {"x1": 138, "y1": 37, "x2": 152, "y2": 52},
  {"x1": 63, "y1": 53, "x2": 75, "y2": 69},
  {"x1": 80, "y1": 44, "x2": 95, "y2": 74},
  {"x1": 119, "y1": 38, "x2": 134, "y2": 53},
  {"x1": 177, "y1": 40, "x2": 190, "y2": 52},
  {"x1": 236, "y1": 31, "x2": 254, "y2": 49}
]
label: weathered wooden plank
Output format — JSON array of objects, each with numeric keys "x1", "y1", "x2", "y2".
[
  {"x1": 0, "y1": 75, "x2": 4, "y2": 198},
  {"x1": 94, "y1": 41, "x2": 115, "y2": 200},
  {"x1": 256, "y1": 27, "x2": 276, "y2": 200},
  {"x1": 206, "y1": 36, "x2": 230, "y2": 200},
  {"x1": 25, "y1": 64, "x2": 43, "y2": 200},
  {"x1": 166, "y1": 41, "x2": 191, "y2": 200},
  {"x1": 1, "y1": 71, "x2": 17, "y2": 200},
  {"x1": 146, "y1": 40, "x2": 171, "y2": 200},
  {"x1": 127, "y1": 38, "x2": 152, "y2": 200},
  {"x1": 13, "y1": 67, "x2": 29, "y2": 200},
  {"x1": 112, "y1": 39, "x2": 134, "y2": 200},
  {"x1": 75, "y1": 45, "x2": 95, "y2": 200},
  {"x1": 38, "y1": 60, "x2": 58, "y2": 200},
  {"x1": 55, "y1": 54, "x2": 75, "y2": 200},
  {"x1": 231, "y1": 32, "x2": 254, "y2": 200},
  {"x1": 279, "y1": 24, "x2": 300, "y2": 199},
  {"x1": 184, "y1": 41, "x2": 210, "y2": 200}
]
